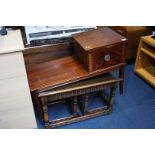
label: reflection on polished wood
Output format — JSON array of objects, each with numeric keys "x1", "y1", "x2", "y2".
[{"x1": 27, "y1": 56, "x2": 125, "y2": 92}]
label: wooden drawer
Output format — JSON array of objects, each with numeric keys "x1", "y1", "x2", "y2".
[
  {"x1": 90, "y1": 44, "x2": 124, "y2": 71},
  {"x1": 0, "y1": 77, "x2": 37, "y2": 128},
  {"x1": 0, "y1": 52, "x2": 26, "y2": 80}
]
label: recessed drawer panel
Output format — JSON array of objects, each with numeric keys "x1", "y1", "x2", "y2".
[
  {"x1": 91, "y1": 45, "x2": 124, "y2": 71},
  {"x1": 0, "y1": 52, "x2": 26, "y2": 80}
]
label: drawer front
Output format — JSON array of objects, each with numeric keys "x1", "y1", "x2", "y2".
[
  {"x1": 0, "y1": 52, "x2": 26, "y2": 80},
  {"x1": 91, "y1": 45, "x2": 124, "y2": 71},
  {"x1": 0, "y1": 77, "x2": 37, "y2": 128}
]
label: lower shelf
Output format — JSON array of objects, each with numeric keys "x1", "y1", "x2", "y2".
[{"x1": 135, "y1": 66, "x2": 155, "y2": 87}]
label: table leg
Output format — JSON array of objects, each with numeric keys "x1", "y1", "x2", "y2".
[
  {"x1": 119, "y1": 66, "x2": 124, "y2": 94},
  {"x1": 109, "y1": 85, "x2": 117, "y2": 107},
  {"x1": 32, "y1": 91, "x2": 44, "y2": 120},
  {"x1": 73, "y1": 97, "x2": 78, "y2": 117},
  {"x1": 41, "y1": 97, "x2": 50, "y2": 129},
  {"x1": 84, "y1": 95, "x2": 89, "y2": 114}
]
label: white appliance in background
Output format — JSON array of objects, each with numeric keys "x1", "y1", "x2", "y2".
[{"x1": 25, "y1": 26, "x2": 96, "y2": 45}]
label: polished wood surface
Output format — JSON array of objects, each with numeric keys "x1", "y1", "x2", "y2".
[
  {"x1": 27, "y1": 55, "x2": 125, "y2": 92},
  {"x1": 25, "y1": 27, "x2": 127, "y2": 94},
  {"x1": 72, "y1": 42, "x2": 89, "y2": 71},
  {"x1": 71, "y1": 27, "x2": 127, "y2": 93},
  {"x1": 72, "y1": 27, "x2": 126, "y2": 52},
  {"x1": 27, "y1": 56, "x2": 86, "y2": 91},
  {"x1": 24, "y1": 43, "x2": 73, "y2": 64},
  {"x1": 91, "y1": 44, "x2": 124, "y2": 71},
  {"x1": 72, "y1": 27, "x2": 127, "y2": 72}
]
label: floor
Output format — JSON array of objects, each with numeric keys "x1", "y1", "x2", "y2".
[{"x1": 36, "y1": 64, "x2": 155, "y2": 129}]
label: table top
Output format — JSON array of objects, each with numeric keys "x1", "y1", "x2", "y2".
[{"x1": 27, "y1": 56, "x2": 125, "y2": 92}]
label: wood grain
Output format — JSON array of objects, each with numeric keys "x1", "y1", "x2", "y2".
[
  {"x1": 23, "y1": 43, "x2": 73, "y2": 64},
  {"x1": 72, "y1": 27, "x2": 127, "y2": 72},
  {"x1": 27, "y1": 56, "x2": 125, "y2": 92},
  {"x1": 135, "y1": 35, "x2": 155, "y2": 87},
  {"x1": 72, "y1": 27, "x2": 127, "y2": 52},
  {"x1": 142, "y1": 35, "x2": 155, "y2": 48},
  {"x1": 136, "y1": 66, "x2": 155, "y2": 87},
  {"x1": 91, "y1": 45, "x2": 124, "y2": 71}
]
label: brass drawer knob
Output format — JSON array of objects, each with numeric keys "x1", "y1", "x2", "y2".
[{"x1": 104, "y1": 53, "x2": 111, "y2": 62}]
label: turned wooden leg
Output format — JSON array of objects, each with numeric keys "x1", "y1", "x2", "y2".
[
  {"x1": 109, "y1": 85, "x2": 117, "y2": 107},
  {"x1": 83, "y1": 95, "x2": 89, "y2": 114},
  {"x1": 119, "y1": 66, "x2": 124, "y2": 94},
  {"x1": 73, "y1": 97, "x2": 78, "y2": 117},
  {"x1": 32, "y1": 91, "x2": 44, "y2": 120},
  {"x1": 41, "y1": 97, "x2": 50, "y2": 129}
]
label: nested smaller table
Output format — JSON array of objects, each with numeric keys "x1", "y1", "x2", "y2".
[{"x1": 33, "y1": 73, "x2": 122, "y2": 128}]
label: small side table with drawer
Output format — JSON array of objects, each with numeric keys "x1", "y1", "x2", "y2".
[{"x1": 72, "y1": 27, "x2": 127, "y2": 94}]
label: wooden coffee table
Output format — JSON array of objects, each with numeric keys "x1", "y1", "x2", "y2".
[{"x1": 33, "y1": 73, "x2": 122, "y2": 128}]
